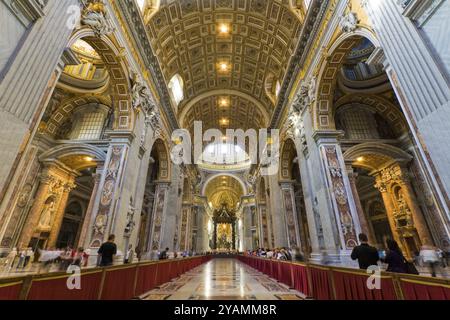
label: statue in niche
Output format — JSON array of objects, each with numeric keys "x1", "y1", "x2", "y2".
[
  {"x1": 396, "y1": 193, "x2": 414, "y2": 227},
  {"x1": 124, "y1": 197, "x2": 136, "y2": 236},
  {"x1": 81, "y1": 0, "x2": 114, "y2": 37},
  {"x1": 38, "y1": 197, "x2": 56, "y2": 230}
]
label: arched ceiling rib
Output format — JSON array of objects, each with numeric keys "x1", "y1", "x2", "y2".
[
  {"x1": 147, "y1": 0, "x2": 303, "y2": 129},
  {"x1": 205, "y1": 175, "x2": 244, "y2": 209}
]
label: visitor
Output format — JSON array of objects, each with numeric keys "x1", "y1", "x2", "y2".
[
  {"x1": 351, "y1": 233, "x2": 380, "y2": 270},
  {"x1": 419, "y1": 245, "x2": 440, "y2": 277},
  {"x1": 382, "y1": 239, "x2": 408, "y2": 274},
  {"x1": 159, "y1": 247, "x2": 169, "y2": 260},
  {"x1": 98, "y1": 234, "x2": 117, "y2": 267},
  {"x1": 124, "y1": 244, "x2": 134, "y2": 264},
  {"x1": 292, "y1": 246, "x2": 305, "y2": 262},
  {"x1": 72, "y1": 248, "x2": 85, "y2": 267}
]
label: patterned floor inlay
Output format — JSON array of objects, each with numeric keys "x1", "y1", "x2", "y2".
[
  {"x1": 275, "y1": 294, "x2": 304, "y2": 300},
  {"x1": 143, "y1": 294, "x2": 171, "y2": 300},
  {"x1": 143, "y1": 259, "x2": 305, "y2": 300}
]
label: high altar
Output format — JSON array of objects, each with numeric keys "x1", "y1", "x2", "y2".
[{"x1": 212, "y1": 203, "x2": 237, "y2": 251}]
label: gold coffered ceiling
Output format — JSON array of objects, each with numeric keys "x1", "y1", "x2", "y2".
[
  {"x1": 205, "y1": 175, "x2": 244, "y2": 209},
  {"x1": 182, "y1": 94, "x2": 268, "y2": 133},
  {"x1": 147, "y1": 0, "x2": 303, "y2": 128}
]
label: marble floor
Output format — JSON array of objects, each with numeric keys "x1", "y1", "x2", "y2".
[{"x1": 142, "y1": 258, "x2": 308, "y2": 300}]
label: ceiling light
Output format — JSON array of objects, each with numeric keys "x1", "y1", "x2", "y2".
[
  {"x1": 219, "y1": 98, "x2": 229, "y2": 107},
  {"x1": 219, "y1": 62, "x2": 229, "y2": 72},
  {"x1": 219, "y1": 24, "x2": 230, "y2": 34},
  {"x1": 357, "y1": 156, "x2": 364, "y2": 162},
  {"x1": 84, "y1": 156, "x2": 93, "y2": 162},
  {"x1": 220, "y1": 118, "x2": 229, "y2": 126}
]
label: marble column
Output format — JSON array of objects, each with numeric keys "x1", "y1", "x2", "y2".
[
  {"x1": 47, "y1": 181, "x2": 77, "y2": 248},
  {"x1": 0, "y1": 0, "x2": 78, "y2": 198},
  {"x1": 279, "y1": 182, "x2": 301, "y2": 249},
  {"x1": 242, "y1": 205, "x2": 253, "y2": 250},
  {"x1": 362, "y1": 0, "x2": 450, "y2": 206},
  {"x1": 313, "y1": 131, "x2": 362, "y2": 257},
  {"x1": 149, "y1": 182, "x2": 170, "y2": 251},
  {"x1": 374, "y1": 178, "x2": 403, "y2": 247},
  {"x1": 346, "y1": 166, "x2": 376, "y2": 244},
  {"x1": 400, "y1": 177, "x2": 433, "y2": 246},
  {"x1": 78, "y1": 172, "x2": 102, "y2": 249},
  {"x1": 17, "y1": 173, "x2": 56, "y2": 249}
]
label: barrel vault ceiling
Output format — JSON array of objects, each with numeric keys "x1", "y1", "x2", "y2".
[{"x1": 146, "y1": 0, "x2": 304, "y2": 131}]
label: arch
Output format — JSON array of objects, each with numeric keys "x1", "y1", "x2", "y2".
[
  {"x1": 201, "y1": 173, "x2": 248, "y2": 197},
  {"x1": 179, "y1": 89, "x2": 271, "y2": 129},
  {"x1": 45, "y1": 95, "x2": 111, "y2": 136},
  {"x1": 343, "y1": 142, "x2": 413, "y2": 172},
  {"x1": 279, "y1": 138, "x2": 298, "y2": 180},
  {"x1": 334, "y1": 94, "x2": 409, "y2": 137},
  {"x1": 149, "y1": 138, "x2": 171, "y2": 181},
  {"x1": 313, "y1": 29, "x2": 380, "y2": 130},
  {"x1": 39, "y1": 143, "x2": 107, "y2": 171},
  {"x1": 66, "y1": 27, "x2": 134, "y2": 131}
]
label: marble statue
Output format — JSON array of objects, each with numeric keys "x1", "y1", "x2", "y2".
[
  {"x1": 38, "y1": 198, "x2": 56, "y2": 230},
  {"x1": 340, "y1": 12, "x2": 359, "y2": 33},
  {"x1": 81, "y1": 1, "x2": 114, "y2": 37}
]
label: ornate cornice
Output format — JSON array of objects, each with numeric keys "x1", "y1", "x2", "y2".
[
  {"x1": 270, "y1": 0, "x2": 331, "y2": 129},
  {"x1": 114, "y1": 0, "x2": 179, "y2": 131}
]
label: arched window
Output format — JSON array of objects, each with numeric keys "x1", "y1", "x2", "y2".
[
  {"x1": 275, "y1": 81, "x2": 281, "y2": 98},
  {"x1": 168, "y1": 74, "x2": 184, "y2": 107}
]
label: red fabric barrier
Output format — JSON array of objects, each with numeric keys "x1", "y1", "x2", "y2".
[
  {"x1": 155, "y1": 261, "x2": 172, "y2": 286},
  {"x1": 27, "y1": 271, "x2": 102, "y2": 300},
  {"x1": 101, "y1": 266, "x2": 137, "y2": 300},
  {"x1": 310, "y1": 266, "x2": 333, "y2": 300},
  {"x1": 400, "y1": 280, "x2": 450, "y2": 300},
  {"x1": 0, "y1": 282, "x2": 22, "y2": 300},
  {"x1": 332, "y1": 270, "x2": 397, "y2": 300},
  {"x1": 292, "y1": 264, "x2": 309, "y2": 296},
  {"x1": 135, "y1": 263, "x2": 158, "y2": 296},
  {"x1": 279, "y1": 262, "x2": 293, "y2": 287}
]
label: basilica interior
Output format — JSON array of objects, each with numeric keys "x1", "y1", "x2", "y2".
[{"x1": 0, "y1": 0, "x2": 449, "y2": 301}]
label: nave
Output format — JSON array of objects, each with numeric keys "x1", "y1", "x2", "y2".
[{"x1": 142, "y1": 258, "x2": 305, "y2": 301}]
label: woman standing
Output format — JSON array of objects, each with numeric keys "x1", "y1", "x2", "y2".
[{"x1": 383, "y1": 239, "x2": 408, "y2": 274}]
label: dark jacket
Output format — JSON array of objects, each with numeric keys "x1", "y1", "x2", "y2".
[
  {"x1": 351, "y1": 243, "x2": 380, "y2": 270},
  {"x1": 384, "y1": 250, "x2": 407, "y2": 274}
]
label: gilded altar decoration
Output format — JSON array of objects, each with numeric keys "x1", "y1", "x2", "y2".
[{"x1": 212, "y1": 203, "x2": 236, "y2": 250}]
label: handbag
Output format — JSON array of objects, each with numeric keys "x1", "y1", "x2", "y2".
[{"x1": 403, "y1": 257, "x2": 419, "y2": 275}]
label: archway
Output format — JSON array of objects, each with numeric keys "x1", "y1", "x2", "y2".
[
  {"x1": 203, "y1": 175, "x2": 245, "y2": 251},
  {"x1": 136, "y1": 138, "x2": 171, "y2": 258},
  {"x1": 344, "y1": 143, "x2": 433, "y2": 258},
  {"x1": 279, "y1": 138, "x2": 311, "y2": 255}
]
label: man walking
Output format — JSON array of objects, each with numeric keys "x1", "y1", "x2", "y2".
[
  {"x1": 98, "y1": 235, "x2": 117, "y2": 267},
  {"x1": 351, "y1": 233, "x2": 379, "y2": 270}
]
